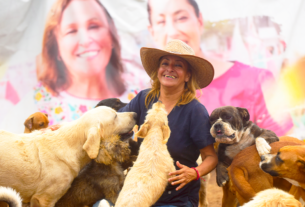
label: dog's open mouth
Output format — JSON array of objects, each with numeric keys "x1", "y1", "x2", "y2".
[
  {"x1": 120, "y1": 131, "x2": 134, "y2": 141},
  {"x1": 215, "y1": 130, "x2": 236, "y2": 143},
  {"x1": 216, "y1": 130, "x2": 235, "y2": 139}
]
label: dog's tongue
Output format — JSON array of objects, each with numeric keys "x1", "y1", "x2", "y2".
[{"x1": 215, "y1": 137, "x2": 232, "y2": 143}]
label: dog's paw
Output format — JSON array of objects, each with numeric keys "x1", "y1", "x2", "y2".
[
  {"x1": 256, "y1": 138, "x2": 271, "y2": 156},
  {"x1": 216, "y1": 175, "x2": 228, "y2": 187},
  {"x1": 216, "y1": 169, "x2": 229, "y2": 187}
]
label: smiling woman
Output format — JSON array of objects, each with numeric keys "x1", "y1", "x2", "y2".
[
  {"x1": 0, "y1": 0, "x2": 128, "y2": 131},
  {"x1": 146, "y1": 0, "x2": 294, "y2": 138},
  {"x1": 112, "y1": 39, "x2": 218, "y2": 207},
  {"x1": 39, "y1": 0, "x2": 125, "y2": 98}
]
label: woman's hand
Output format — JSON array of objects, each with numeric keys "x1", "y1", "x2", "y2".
[{"x1": 168, "y1": 161, "x2": 197, "y2": 191}]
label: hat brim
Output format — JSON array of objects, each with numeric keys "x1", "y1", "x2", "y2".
[{"x1": 140, "y1": 47, "x2": 214, "y2": 89}]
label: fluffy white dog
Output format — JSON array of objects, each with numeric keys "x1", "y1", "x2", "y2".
[{"x1": 241, "y1": 188, "x2": 302, "y2": 207}]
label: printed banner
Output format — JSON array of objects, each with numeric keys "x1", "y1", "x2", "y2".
[{"x1": 0, "y1": 0, "x2": 305, "y2": 139}]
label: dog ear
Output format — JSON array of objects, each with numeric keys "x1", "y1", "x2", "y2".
[
  {"x1": 44, "y1": 113, "x2": 48, "y2": 117},
  {"x1": 24, "y1": 116, "x2": 34, "y2": 130},
  {"x1": 136, "y1": 123, "x2": 149, "y2": 138},
  {"x1": 95, "y1": 146, "x2": 113, "y2": 165},
  {"x1": 162, "y1": 125, "x2": 171, "y2": 144},
  {"x1": 236, "y1": 107, "x2": 250, "y2": 123},
  {"x1": 83, "y1": 125, "x2": 103, "y2": 159},
  {"x1": 297, "y1": 156, "x2": 305, "y2": 172}
]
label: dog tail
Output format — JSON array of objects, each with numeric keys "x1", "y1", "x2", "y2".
[{"x1": 0, "y1": 186, "x2": 22, "y2": 207}]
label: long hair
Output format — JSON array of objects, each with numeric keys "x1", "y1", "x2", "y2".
[
  {"x1": 38, "y1": 0, "x2": 125, "y2": 96},
  {"x1": 145, "y1": 59, "x2": 200, "y2": 108}
]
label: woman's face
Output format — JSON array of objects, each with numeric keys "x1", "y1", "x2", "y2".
[
  {"x1": 158, "y1": 55, "x2": 191, "y2": 89},
  {"x1": 148, "y1": 0, "x2": 203, "y2": 55},
  {"x1": 56, "y1": 0, "x2": 112, "y2": 77}
]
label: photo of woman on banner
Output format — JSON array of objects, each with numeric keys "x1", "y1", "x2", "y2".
[
  {"x1": 147, "y1": 0, "x2": 293, "y2": 136},
  {"x1": 1, "y1": 0, "x2": 129, "y2": 132}
]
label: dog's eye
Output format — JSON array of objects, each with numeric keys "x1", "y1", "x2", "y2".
[
  {"x1": 223, "y1": 115, "x2": 232, "y2": 120},
  {"x1": 275, "y1": 155, "x2": 283, "y2": 164},
  {"x1": 39, "y1": 123, "x2": 44, "y2": 127}
]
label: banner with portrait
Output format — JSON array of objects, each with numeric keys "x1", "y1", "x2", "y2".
[{"x1": 0, "y1": 0, "x2": 305, "y2": 138}]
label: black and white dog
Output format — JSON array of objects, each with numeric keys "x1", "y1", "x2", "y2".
[{"x1": 209, "y1": 106, "x2": 279, "y2": 187}]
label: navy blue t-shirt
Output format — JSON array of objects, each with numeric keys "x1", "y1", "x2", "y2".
[{"x1": 118, "y1": 89, "x2": 214, "y2": 206}]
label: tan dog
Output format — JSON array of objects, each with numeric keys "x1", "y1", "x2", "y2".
[
  {"x1": 55, "y1": 133, "x2": 138, "y2": 207},
  {"x1": 0, "y1": 106, "x2": 136, "y2": 207},
  {"x1": 241, "y1": 188, "x2": 302, "y2": 207},
  {"x1": 227, "y1": 137, "x2": 304, "y2": 206},
  {"x1": 24, "y1": 112, "x2": 49, "y2": 133},
  {"x1": 261, "y1": 140, "x2": 305, "y2": 206},
  {"x1": 115, "y1": 102, "x2": 175, "y2": 207}
]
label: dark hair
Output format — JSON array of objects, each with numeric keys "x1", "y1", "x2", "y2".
[
  {"x1": 147, "y1": 0, "x2": 200, "y2": 24},
  {"x1": 38, "y1": 0, "x2": 125, "y2": 96}
]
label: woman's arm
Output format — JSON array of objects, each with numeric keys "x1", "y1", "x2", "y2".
[
  {"x1": 168, "y1": 144, "x2": 218, "y2": 191},
  {"x1": 197, "y1": 144, "x2": 218, "y2": 176}
]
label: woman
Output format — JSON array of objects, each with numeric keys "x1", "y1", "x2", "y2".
[
  {"x1": 117, "y1": 39, "x2": 218, "y2": 207},
  {"x1": 1, "y1": 0, "x2": 130, "y2": 132},
  {"x1": 39, "y1": 0, "x2": 125, "y2": 99},
  {"x1": 147, "y1": 0, "x2": 293, "y2": 136}
]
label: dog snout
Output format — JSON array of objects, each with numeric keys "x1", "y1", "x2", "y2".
[
  {"x1": 214, "y1": 123, "x2": 222, "y2": 131},
  {"x1": 261, "y1": 155, "x2": 266, "y2": 161}
]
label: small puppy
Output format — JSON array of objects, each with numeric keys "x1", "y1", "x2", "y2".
[
  {"x1": 95, "y1": 98, "x2": 127, "y2": 111},
  {"x1": 55, "y1": 133, "x2": 139, "y2": 207},
  {"x1": 24, "y1": 112, "x2": 49, "y2": 133},
  {"x1": 0, "y1": 186, "x2": 22, "y2": 207},
  {"x1": 209, "y1": 106, "x2": 279, "y2": 187},
  {"x1": 241, "y1": 188, "x2": 302, "y2": 207},
  {"x1": 115, "y1": 102, "x2": 175, "y2": 207}
]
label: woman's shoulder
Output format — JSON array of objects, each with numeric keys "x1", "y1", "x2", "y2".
[
  {"x1": 184, "y1": 99, "x2": 209, "y2": 116},
  {"x1": 138, "y1": 88, "x2": 151, "y2": 96},
  {"x1": 130, "y1": 88, "x2": 151, "y2": 103},
  {"x1": 231, "y1": 61, "x2": 273, "y2": 78}
]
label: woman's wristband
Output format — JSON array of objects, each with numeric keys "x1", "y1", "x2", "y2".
[{"x1": 191, "y1": 167, "x2": 200, "y2": 181}]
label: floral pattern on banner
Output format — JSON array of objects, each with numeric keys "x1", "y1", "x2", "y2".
[{"x1": 33, "y1": 83, "x2": 95, "y2": 126}]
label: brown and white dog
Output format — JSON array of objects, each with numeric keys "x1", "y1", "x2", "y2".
[
  {"x1": 227, "y1": 138, "x2": 304, "y2": 206},
  {"x1": 24, "y1": 112, "x2": 49, "y2": 133},
  {"x1": 209, "y1": 106, "x2": 279, "y2": 187},
  {"x1": 260, "y1": 140, "x2": 305, "y2": 206}
]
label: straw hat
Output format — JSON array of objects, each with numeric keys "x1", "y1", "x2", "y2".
[{"x1": 140, "y1": 39, "x2": 214, "y2": 88}]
